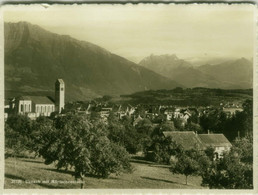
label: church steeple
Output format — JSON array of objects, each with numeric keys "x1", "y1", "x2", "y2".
[{"x1": 55, "y1": 79, "x2": 65, "y2": 113}]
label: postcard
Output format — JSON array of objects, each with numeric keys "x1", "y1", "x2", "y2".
[{"x1": 0, "y1": 2, "x2": 257, "y2": 192}]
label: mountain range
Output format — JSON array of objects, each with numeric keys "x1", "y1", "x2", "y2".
[
  {"x1": 4, "y1": 22, "x2": 181, "y2": 101},
  {"x1": 139, "y1": 54, "x2": 252, "y2": 89},
  {"x1": 4, "y1": 22, "x2": 253, "y2": 101}
]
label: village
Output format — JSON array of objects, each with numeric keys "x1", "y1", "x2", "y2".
[
  {"x1": 4, "y1": 79, "x2": 244, "y2": 160},
  {"x1": 4, "y1": 79, "x2": 253, "y2": 189}
]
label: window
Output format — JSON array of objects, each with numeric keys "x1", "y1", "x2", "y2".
[
  {"x1": 21, "y1": 104, "x2": 23, "y2": 112},
  {"x1": 61, "y1": 87, "x2": 64, "y2": 91},
  {"x1": 29, "y1": 104, "x2": 31, "y2": 112}
]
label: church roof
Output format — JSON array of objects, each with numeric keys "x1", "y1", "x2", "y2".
[{"x1": 19, "y1": 96, "x2": 55, "y2": 105}]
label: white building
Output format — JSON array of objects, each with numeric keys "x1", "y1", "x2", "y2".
[
  {"x1": 8, "y1": 79, "x2": 65, "y2": 119},
  {"x1": 15, "y1": 96, "x2": 55, "y2": 119}
]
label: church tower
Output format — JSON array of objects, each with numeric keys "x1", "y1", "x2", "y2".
[{"x1": 55, "y1": 79, "x2": 65, "y2": 113}]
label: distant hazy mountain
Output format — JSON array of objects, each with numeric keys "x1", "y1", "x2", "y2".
[
  {"x1": 139, "y1": 54, "x2": 253, "y2": 89},
  {"x1": 4, "y1": 22, "x2": 182, "y2": 101},
  {"x1": 197, "y1": 58, "x2": 253, "y2": 89}
]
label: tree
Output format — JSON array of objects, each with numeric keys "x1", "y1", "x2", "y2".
[
  {"x1": 121, "y1": 116, "x2": 141, "y2": 154},
  {"x1": 202, "y1": 136, "x2": 253, "y2": 189},
  {"x1": 5, "y1": 115, "x2": 35, "y2": 157},
  {"x1": 148, "y1": 132, "x2": 183, "y2": 164},
  {"x1": 170, "y1": 154, "x2": 200, "y2": 185},
  {"x1": 7, "y1": 114, "x2": 33, "y2": 135},
  {"x1": 107, "y1": 119, "x2": 126, "y2": 145},
  {"x1": 5, "y1": 124, "x2": 28, "y2": 158},
  {"x1": 241, "y1": 99, "x2": 253, "y2": 137},
  {"x1": 173, "y1": 118, "x2": 185, "y2": 130},
  {"x1": 135, "y1": 118, "x2": 154, "y2": 135},
  {"x1": 170, "y1": 148, "x2": 211, "y2": 185},
  {"x1": 33, "y1": 113, "x2": 132, "y2": 188},
  {"x1": 204, "y1": 146, "x2": 215, "y2": 161},
  {"x1": 135, "y1": 118, "x2": 154, "y2": 152},
  {"x1": 160, "y1": 120, "x2": 176, "y2": 131},
  {"x1": 102, "y1": 95, "x2": 112, "y2": 102},
  {"x1": 185, "y1": 122, "x2": 203, "y2": 133}
]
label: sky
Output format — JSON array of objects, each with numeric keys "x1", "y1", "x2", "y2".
[{"x1": 2, "y1": 3, "x2": 255, "y2": 63}]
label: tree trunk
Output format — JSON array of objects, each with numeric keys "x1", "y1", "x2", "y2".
[
  {"x1": 80, "y1": 173, "x2": 84, "y2": 189},
  {"x1": 186, "y1": 175, "x2": 188, "y2": 185}
]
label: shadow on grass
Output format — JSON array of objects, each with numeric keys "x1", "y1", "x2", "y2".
[
  {"x1": 141, "y1": 176, "x2": 178, "y2": 184},
  {"x1": 5, "y1": 173, "x2": 25, "y2": 181},
  {"x1": 43, "y1": 168, "x2": 105, "y2": 179},
  {"x1": 130, "y1": 156, "x2": 156, "y2": 165},
  {"x1": 148, "y1": 164, "x2": 170, "y2": 169},
  {"x1": 36, "y1": 182, "x2": 70, "y2": 189},
  {"x1": 21, "y1": 159, "x2": 43, "y2": 164},
  {"x1": 43, "y1": 168, "x2": 74, "y2": 175}
]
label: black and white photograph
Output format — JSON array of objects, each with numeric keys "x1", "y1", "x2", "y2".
[{"x1": 2, "y1": 3, "x2": 256, "y2": 190}]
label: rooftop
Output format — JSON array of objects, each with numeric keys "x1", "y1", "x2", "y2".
[
  {"x1": 198, "y1": 134, "x2": 232, "y2": 147},
  {"x1": 18, "y1": 96, "x2": 54, "y2": 105},
  {"x1": 163, "y1": 131, "x2": 203, "y2": 150}
]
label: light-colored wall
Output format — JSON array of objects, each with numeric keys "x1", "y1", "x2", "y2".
[
  {"x1": 18, "y1": 100, "x2": 32, "y2": 113},
  {"x1": 35, "y1": 104, "x2": 55, "y2": 116},
  {"x1": 215, "y1": 146, "x2": 231, "y2": 159}
]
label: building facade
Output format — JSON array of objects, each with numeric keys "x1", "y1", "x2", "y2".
[{"x1": 7, "y1": 79, "x2": 65, "y2": 119}]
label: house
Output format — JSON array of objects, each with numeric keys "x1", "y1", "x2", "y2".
[
  {"x1": 163, "y1": 131, "x2": 232, "y2": 159},
  {"x1": 112, "y1": 104, "x2": 136, "y2": 120},
  {"x1": 173, "y1": 108, "x2": 183, "y2": 118},
  {"x1": 133, "y1": 115, "x2": 143, "y2": 126},
  {"x1": 198, "y1": 134, "x2": 232, "y2": 159},
  {"x1": 100, "y1": 107, "x2": 112, "y2": 118},
  {"x1": 7, "y1": 79, "x2": 65, "y2": 120},
  {"x1": 163, "y1": 131, "x2": 203, "y2": 150},
  {"x1": 222, "y1": 107, "x2": 243, "y2": 118},
  {"x1": 163, "y1": 108, "x2": 174, "y2": 121}
]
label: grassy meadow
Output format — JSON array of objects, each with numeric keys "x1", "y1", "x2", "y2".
[{"x1": 5, "y1": 157, "x2": 205, "y2": 189}]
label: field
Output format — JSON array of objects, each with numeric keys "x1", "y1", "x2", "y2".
[{"x1": 5, "y1": 157, "x2": 205, "y2": 189}]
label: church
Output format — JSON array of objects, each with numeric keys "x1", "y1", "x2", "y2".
[{"x1": 8, "y1": 79, "x2": 65, "y2": 120}]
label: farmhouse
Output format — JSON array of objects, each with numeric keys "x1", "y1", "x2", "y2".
[
  {"x1": 198, "y1": 134, "x2": 232, "y2": 159},
  {"x1": 163, "y1": 131, "x2": 232, "y2": 159},
  {"x1": 163, "y1": 131, "x2": 203, "y2": 150}
]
